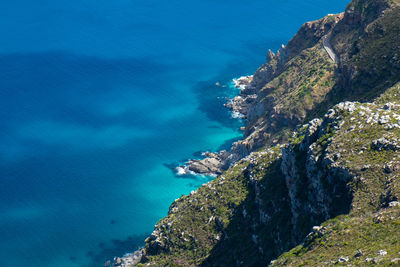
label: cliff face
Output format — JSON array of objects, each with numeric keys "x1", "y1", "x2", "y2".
[
  {"x1": 226, "y1": 0, "x2": 400, "y2": 166},
  {"x1": 114, "y1": 0, "x2": 400, "y2": 266},
  {"x1": 331, "y1": 0, "x2": 400, "y2": 98},
  {"x1": 271, "y1": 84, "x2": 400, "y2": 266},
  {"x1": 135, "y1": 83, "x2": 400, "y2": 266},
  {"x1": 228, "y1": 13, "x2": 341, "y2": 160}
]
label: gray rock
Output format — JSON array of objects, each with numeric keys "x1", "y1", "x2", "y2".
[
  {"x1": 378, "y1": 250, "x2": 387, "y2": 256},
  {"x1": 378, "y1": 115, "x2": 390, "y2": 125},
  {"x1": 392, "y1": 258, "x2": 400, "y2": 263},
  {"x1": 371, "y1": 137, "x2": 400, "y2": 151},
  {"x1": 383, "y1": 162, "x2": 400, "y2": 173},
  {"x1": 389, "y1": 201, "x2": 400, "y2": 207},
  {"x1": 112, "y1": 249, "x2": 145, "y2": 266},
  {"x1": 336, "y1": 101, "x2": 357, "y2": 113},
  {"x1": 355, "y1": 249, "x2": 363, "y2": 258},
  {"x1": 382, "y1": 103, "x2": 397, "y2": 110},
  {"x1": 361, "y1": 164, "x2": 371, "y2": 171},
  {"x1": 186, "y1": 151, "x2": 232, "y2": 175},
  {"x1": 337, "y1": 256, "x2": 349, "y2": 263},
  {"x1": 307, "y1": 119, "x2": 322, "y2": 137}
]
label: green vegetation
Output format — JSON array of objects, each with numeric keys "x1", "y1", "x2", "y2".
[
  {"x1": 270, "y1": 85, "x2": 400, "y2": 265},
  {"x1": 272, "y1": 208, "x2": 400, "y2": 266},
  {"x1": 143, "y1": 149, "x2": 289, "y2": 266},
  {"x1": 117, "y1": 0, "x2": 400, "y2": 266}
]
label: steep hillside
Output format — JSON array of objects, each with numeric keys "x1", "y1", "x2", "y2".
[
  {"x1": 271, "y1": 83, "x2": 400, "y2": 266},
  {"x1": 130, "y1": 83, "x2": 400, "y2": 266},
  {"x1": 226, "y1": 0, "x2": 400, "y2": 167},
  {"x1": 112, "y1": 0, "x2": 400, "y2": 266}
]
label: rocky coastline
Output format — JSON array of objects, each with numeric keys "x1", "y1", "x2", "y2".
[
  {"x1": 225, "y1": 75, "x2": 256, "y2": 119},
  {"x1": 177, "y1": 75, "x2": 258, "y2": 176},
  {"x1": 109, "y1": 249, "x2": 144, "y2": 267},
  {"x1": 112, "y1": 0, "x2": 400, "y2": 264},
  {"x1": 110, "y1": 73, "x2": 258, "y2": 267},
  {"x1": 110, "y1": 74, "x2": 260, "y2": 266}
]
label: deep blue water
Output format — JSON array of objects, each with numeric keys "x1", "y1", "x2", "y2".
[{"x1": 0, "y1": 0, "x2": 349, "y2": 266}]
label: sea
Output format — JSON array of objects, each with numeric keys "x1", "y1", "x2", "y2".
[{"x1": 0, "y1": 0, "x2": 349, "y2": 266}]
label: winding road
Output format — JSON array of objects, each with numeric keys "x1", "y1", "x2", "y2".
[{"x1": 322, "y1": 32, "x2": 339, "y2": 63}]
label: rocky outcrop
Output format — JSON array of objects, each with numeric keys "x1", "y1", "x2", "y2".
[
  {"x1": 285, "y1": 14, "x2": 343, "y2": 61},
  {"x1": 224, "y1": 75, "x2": 256, "y2": 119},
  {"x1": 280, "y1": 104, "x2": 356, "y2": 243},
  {"x1": 371, "y1": 137, "x2": 400, "y2": 151},
  {"x1": 135, "y1": 94, "x2": 400, "y2": 266},
  {"x1": 193, "y1": 13, "x2": 347, "y2": 176},
  {"x1": 112, "y1": 250, "x2": 144, "y2": 267},
  {"x1": 189, "y1": 0, "x2": 400, "y2": 178},
  {"x1": 113, "y1": 0, "x2": 400, "y2": 265},
  {"x1": 191, "y1": 14, "x2": 343, "y2": 176},
  {"x1": 187, "y1": 151, "x2": 230, "y2": 175},
  {"x1": 331, "y1": 0, "x2": 400, "y2": 98}
]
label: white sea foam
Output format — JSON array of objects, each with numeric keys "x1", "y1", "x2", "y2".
[
  {"x1": 232, "y1": 75, "x2": 253, "y2": 90},
  {"x1": 176, "y1": 166, "x2": 188, "y2": 176},
  {"x1": 175, "y1": 165, "x2": 197, "y2": 176},
  {"x1": 231, "y1": 111, "x2": 245, "y2": 119},
  {"x1": 175, "y1": 164, "x2": 217, "y2": 178}
]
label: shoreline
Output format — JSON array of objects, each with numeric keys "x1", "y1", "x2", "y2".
[
  {"x1": 111, "y1": 75, "x2": 255, "y2": 267},
  {"x1": 174, "y1": 75, "x2": 254, "y2": 177}
]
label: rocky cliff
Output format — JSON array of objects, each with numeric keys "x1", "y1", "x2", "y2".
[{"x1": 113, "y1": 0, "x2": 400, "y2": 265}]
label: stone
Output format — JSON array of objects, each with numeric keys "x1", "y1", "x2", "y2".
[
  {"x1": 378, "y1": 115, "x2": 390, "y2": 125},
  {"x1": 371, "y1": 138, "x2": 400, "y2": 151},
  {"x1": 307, "y1": 119, "x2": 322, "y2": 137},
  {"x1": 378, "y1": 250, "x2": 387, "y2": 256},
  {"x1": 337, "y1": 256, "x2": 349, "y2": 263},
  {"x1": 186, "y1": 151, "x2": 230, "y2": 175},
  {"x1": 355, "y1": 249, "x2": 363, "y2": 258},
  {"x1": 325, "y1": 109, "x2": 336, "y2": 119},
  {"x1": 389, "y1": 201, "x2": 400, "y2": 207},
  {"x1": 382, "y1": 103, "x2": 396, "y2": 110},
  {"x1": 336, "y1": 101, "x2": 356, "y2": 113},
  {"x1": 361, "y1": 164, "x2": 371, "y2": 171},
  {"x1": 383, "y1": 162, "x2": 400, "y2": 173}
]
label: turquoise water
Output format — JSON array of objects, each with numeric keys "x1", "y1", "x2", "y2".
[{"x1": 0, "y1": 0, "x2": 349, "y2": 266}]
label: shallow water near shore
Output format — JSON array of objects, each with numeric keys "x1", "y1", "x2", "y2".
[{"x1": 0, "y1": 0, "x2": 348, "y2": 266}]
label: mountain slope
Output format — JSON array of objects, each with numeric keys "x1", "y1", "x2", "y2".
[{"x1": 113, "y1": 0, "x2": 400, "y2": 265}]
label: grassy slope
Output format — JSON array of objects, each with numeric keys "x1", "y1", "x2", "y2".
[
  {"x1": 272, "y1": 82, "x2": 400, "y2": 266},
  {"x1": 330, "y1": 0, "x2": 400, "y2": 102},
  {"x1": 141, "y1": 148, "x2": 286, "y2": 266},
  {"x1": 142, "y1": 81, "x2": 400, "y2": 266},
  {"x1": 133, "y1": 0, "x2": 400, "y2": 265},
  {"x1": 252, "y1": 0, "x2": 400, "y2": 145},
  {"x1": 271, "y1": 208, "x2": 400, "y2": 266},
  {"x1": 246, "y1": 27, "x2": 338, "y2": 148}
]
